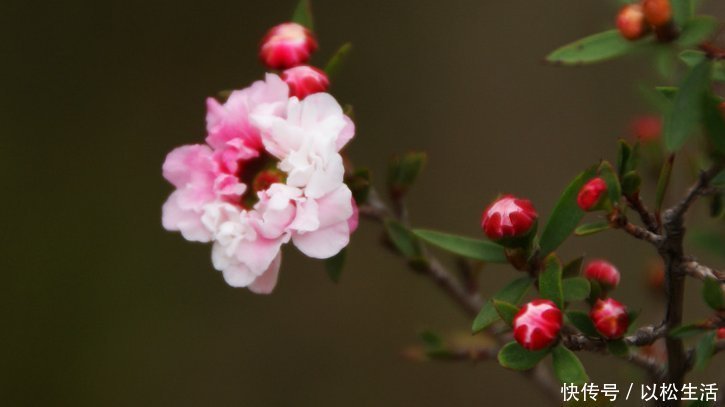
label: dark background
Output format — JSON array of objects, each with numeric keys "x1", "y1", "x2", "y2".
[{"x1": 2, "y1": 0, "x2": 724, "y2": 405}]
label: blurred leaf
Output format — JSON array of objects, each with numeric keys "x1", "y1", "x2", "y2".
[
  {"x1": 540, "y1": 254, "x2": 564, "y2": 309},
  {"x1": 324, "y1": 42, "x2": 352, "y2": 79},
  {"x1": 552, "y1": 344, "x2": 589, "y2": 385},
  {"x1": 656, "y1": 86, "x2": 679, "y2": 100},
  {"x1": 324, "y1": 249, "x2": 346, "y2": 283},
  {"x1": 616, "y1": 139, "x2": 639, "y2": 177},
  {"x1": 497, "y1": 342, "x2": 549, "y2": 371},
  {"x1": 676, "y1": 16, "x2": 716, "y2": 48},
  {"x1": 419, "y1": 330, "x2": 444, "y2": 350},
  {"x1": 710, "y1": 194, "x2": 723, "y2": 217},
  {"x1": 694, "y1": 330, "x2": 716, "y2": 370},
  {"x1": 690, "y1": 230, "x2": 725, "y2": 260},
  {"x1": 626, "y1": 309, "x2": 640, "y2": 326},
  {"x1": 680, "y1": 50, "x2": 725, "y2": 82},
  {"x1": 291, "y1": 0, "x2": 314, "y2": 29},
  {"x1": 413, "y1": 229, "x2": 507, "y2": 263},
  {"x1": 493, "y1": 300, "x2": 520, "y2": 326},
  {"x1": 546, "y1": 30, "x2": 642, "y2": 65},
  {"x1": 598, "y1": 161, "x2": 622, "y2": 205},
  {"x1": 607, "y1": 339, "x2": 629, "y2": 357},
  {"x1": 562, "y1": 256, "x2": 583, "y2": 278},
  {"x1": 540, "y1": 166, "x2": 598, "y2": 256},
  {"x1": 575, "y1": 221, "x2": 611, "y2": 237},
  {"x1": 384, "y1": 219, "x2": 422, "y2": 258},
  {"x1": 702, "y1": 94, "x2": 725, "y2": 154},
  {"x1": 621, "y1": 170, "x2": 642, "y2": 196},
  {"x1": 563, "y1": 277, "x2": 591, "y2": 302},
  {"x1": 669, "y1": 323, "x2": 708, "y2": 339},
  {"x1": 703, "y1": 277, "x2": 725, "y2": 310},
  {"x1": 664, "y1": 59, "x2": 712, "y2": 151},
  {"x1": 671, "y1": 0, "x2": 693, "y2": 27},
  {"x1": 566, "y1": 311, "x2": 600, "y2": 337},
  {"x1": 346, "y1": 168, "x2": 371, "y2": 204},
  {"x1": 472, "y1": 277, "x2": 534, "y2": 333},
  {"x1": 388, "y1": 151, "x2": 427, "y2": 198},
  {"x1": 588, "y1": 280, "x2": 603, "y2": 303},
  {"x1": 655, "y1": 154, "x2": 675, "y2": 213}
]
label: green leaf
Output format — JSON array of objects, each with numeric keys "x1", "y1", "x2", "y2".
[
  {"x1": 575, "y1": 221, "x2": 611, "y2": 237},
  {"x1": 324, "y1": 249, "x2": 346, "y2": 283},
  {"x1": 702, "y1": 94, "x2": 725, "y2": 154},
  {"x1": 664, "y1": 59, "x2": 712, "y2": 151},
  {"x1": 566, "y1": 311, "x2": 600, "y2": 337},
  {"x1": 291, "y1": 0, "x2": 314, "y2": 29},
  {"x1": 497, "y1": 342, "x2": 550, "y2": 371},
  {"x1": 546, "y1": 30, "x2": 642, "y2": 66},
  {"x1": 598, "y1": 161, "x2": 622, "y2": 205},
  {"x1": 562, "y1": 277, "x2": 591, "y2": 302},
  {"x1": 413, "y1": 229, "x2": 507, "y2": 263},
  {"x1": 552, "y1": 344, "x2": 589, "y2": 385},
  {"x1": 384, "y1": 219, "x2": 421, "y2": 258},
  {"x1": 702, "y1": 277, "x2": 725, "y2": 310},
  {"x1": 607, "y1": 339, "x2": 629, "y2": 357},
  {"x1": 694, "y1": 330, "x2": 716, "y2": 370},
  {"x1": 616, "y1": 139, "x2": 636, "y2": 177},
  {"x1": 539, "y1": 166, "x2": 598, "y2": 256},
  {"x1": 472, "y1": 277, "x2": 534, "y2": 333},
  {"x1": 493, "y1": 300, "x2": 520, "y2": 326},
  {"x1": 621, "y1": 170, "x2": 643, "y2": 196},
  {"x1": 690, "y1": 230, "x2": 725, "y2": 260},
  {"x1": 540, "y1": 255, "x2": 564, "y2": 309},
  {"x1": 387, "y1": 151, "x2": 427, "y2": 198},
  {"x1": 669, "y1": 323, "x2": 708, "y2": 339},
  {"x1": 419, "y1": 330, "x2": 444, "y2": 350},
  {"x1": 655, "y1": 154, "x2": 675, "y2": 214},
  {"x1": 671, "y1": 0, "x2": 693, "y2": 27},
  {"x1": 324, "y1": 42, "x2": 352, "y2": 80},
  {"x1": 676, "y1": 16, "x2": 716, "y2": 48},
  {"x1": 562, "y1": 257, "x2": 583, "y2": 278},
  {"x1": 656, "y1": 86, "x2": 679, "y2": 100}
]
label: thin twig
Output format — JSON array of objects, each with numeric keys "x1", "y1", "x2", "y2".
[{"x1": 625, "y1": 193, "x2": 659, "y2": 232}]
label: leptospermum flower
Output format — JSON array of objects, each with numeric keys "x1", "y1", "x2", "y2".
[
  {"x1": 162, "y1": 73, "x2": 357, "y2": 293},
  {"x1": 481, "y1": 195, "x2": 538, "y2": 245},
  {"x1": 643, "y1": 0, "x2": 672, "y2": 27},
  {"x1": 576, "y1": 177, "x2": 608, "y2": 211},
  {"x1": 282, "y1": 65, "x2": 330, "y2": 99},
  {"x1": 259, "y1": 22, "x2": 318, "y2": 70},
  {"x1": 583, "y1": 259, "x2": 621, "y2": 289},
  {"x1": 513, "y1": 299, "x2": 563, "y2": 351},
  {"x1": 616, "y1": 4, "x2": 648, "y2": 40},
  {"x1": 590, "y1": 298, "x2": 629, "y2": 339}
]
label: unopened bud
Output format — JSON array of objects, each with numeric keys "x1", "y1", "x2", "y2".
[
  {"x1": 616, "y1": 4, "x2": 648, "y2": 41},
  {"x1": 643, "y1": 0, "x2": 672, "y2": 27},
  {"x1": 590, "y1": 298, "x2": 629, "y2": 339},
  {"x1": 513, "y1": 299, "x2": 562, "y2": 351},
  {"x1": 583, "y1": 259, "x2": 621, "y2": 289},
  {"x1": 281, "y1": 65, "x2": 330, "y2": 99},
  {"x1": 577, "y1": 177, "x2": 608, "y2": 211},
  {"x1": 259, "y1": 22, "x2": 318, "y2": 70},
  {"x1": 481, "y1": 195, "x2": 538, "y2": 245}
]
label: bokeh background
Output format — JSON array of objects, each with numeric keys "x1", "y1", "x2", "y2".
[{"x1": 3, "y1": 0, "x2": 724, "y2": 405}]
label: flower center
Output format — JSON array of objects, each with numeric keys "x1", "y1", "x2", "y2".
[{"x1": 237, "y1": 151, "x2": 285, "y2": 209}]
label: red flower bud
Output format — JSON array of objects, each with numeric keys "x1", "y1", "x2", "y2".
[
  {"x1": 643, "y1": 0, "x2": 672, "y2": 27},
  {"x1": 583, "y1": 259, "x2": 621, "y2": 289},
  {"x1": 481, "y1": 195, "x2": 538, "y2": 243},
  {"x1": 718, "y1": 327, "x2": 725, "y2": 340},
  {"x1": 630, "y1": 115, "x2": 662, "y2": 143},
  {"x1": 576, "y1": 177, "x2": 608, "y2": 211},
  {"x1": 590, "y1": 298, "x2": 629, "y2": 339},
  {"x1": 513, "y1": 299, "x2": 562, "y2": 351},
  {"x1": 281, "y1": 65, "x2": 330, "y2": 99},
  {"x1": 616, "y1": 4, "x2": 648, "y2": 41},
  {"x1": 259, "y1": 22, "x2": 318, "y2": 70}
]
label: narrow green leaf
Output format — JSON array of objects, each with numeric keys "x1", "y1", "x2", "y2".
[
  {"x1": 566, "y1": 311, "x2": 600, "y2": 337},
  {"x1": 575, "y1": 221, "x2": 611, "y2": 237},
  {"x1": 655, "y1": 154, "x2": 675, "y2": 214},
  {"x1": 387, "y1": 151, "x2": 427, "y2": 198},
  {"x1": 607, "y1": 339, "x2": 629, "y2": 357},
  {"x1": 598, "y1": 160, "x2": 622, "y2": 205},
  {"x1": 702, "y1": 94, "x2": 725, "y2": 154},
  {"x1": 384, "y1": 219, "x2": 421, "y2": 258},
  {"x1": 702, "y1": 277, "x2": 725, "y2": 310},
  {"x1": 413, "y1": 229, "x2": 507, "y2": 263},
  {"x1": 562, "y1": 257, "x2": 583, "y2": 278},
  {"x1": 540, "y1": 166, "x2": 598, "y2": 256},
  {"x1": 656, "y1": 86, "x2": 679, "y2": 100},
  {"x1": 546, "y1": 30, "x2": 642, "y2": 65},
  {"x1": 324, "y1": 42, "x2": 352, "y2": 80},
  {"x1": 472, "y1": 277, "x2": 533, "y2": 333},
  {"x1": 552, "y1": 344, "x2": 589, "y2": 385},
  {"x1": 664, "y1": 59, "x2": 712, "y2": 151},
  {"x1": 562, "y1": 277, "x2": 591, "y2": 302},
  {"x1": 324, "y1": 249, "x2": 346, "y2": 283},
  {"x1": 419, "y1": 330, "x2": 444, "y2": 351},
  {"x1": 497, "y1": 342, "x2": 550, "y2": 371},
  {"x1": 493, "y1": 300, "x2": 520, "y2": 326},
  {"x1": 694, "y1": 330, "x2": 716, "y2": 370},
  {"x1": 676, "y1": 16, "x2": 716, "y2": 48},
  {"x1": 616, "y1": 139, "x2": 633, "y2": 177},
  {"x1": 671, "y1": 0, "x2": 693, "y2": 27},
  {"x1": 291, "y1": 0, "x2": 314, "y2": 29},
  {"x1": 621, "y1": 170, "x2": 642, "y2": 196},
  {"x1": 669, "y1": 323, "x2": 708, "y2": 339},
  {"x1": 540, "y1": 255, "x2": 564, "y2": 309}
]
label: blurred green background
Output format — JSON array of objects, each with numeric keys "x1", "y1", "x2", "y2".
[{"x1": 2, "y1": 0, "x2": 724, "y2": 405}]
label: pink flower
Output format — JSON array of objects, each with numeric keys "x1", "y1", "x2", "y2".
[
  {"x1": 481, "y1": 195, "x2": 537, "y2": 242},
  {"x1": 590, "y1": 298, "x2": 629, "y2": 339},
  {"x1": 259, "y1": 23, "x2": 318, "y2": 70},
  {"x1": 577, "y1": 177, "x2": 608, "y2": 211},
  {"x1": 282, "y1": 65, "x2": 330, "y2": 99},
  {"x1": 583, "y1": 259, "x2": 621, "y2": 289},
  {"x1": 513, "y1": 299, "x2": 562, "y2": 351}
]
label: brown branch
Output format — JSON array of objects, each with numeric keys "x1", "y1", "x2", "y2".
[
  {"x1": 625, "y1": 193, "x2": 659, "y2": 232},
  {"x1": 682, "y1": 260, "x2": 725, "y2": 283},
  {"x1": 610, "y1": 212, "x2": 664, "y2": 246}
]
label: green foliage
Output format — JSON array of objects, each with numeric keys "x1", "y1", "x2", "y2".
[
  {"x1": 575, "y1": 221, "x2": 611, "y2": 237},
  {"x1": 384, "y1": 219, "x2": 422, "y2": 258},
  {"x1": 324, "y1": 42, "x2": 352, "y2": 79},
  {"x1": 616, "y1": 139, "x2": 639, "y2": 177},
  {"x1": 493, "y1": 300, "x2": 520, "y2": 326},
  {"x1": 680, "y1": 51, "x2": 725, "y2": 82},
  {"x1": 669, "y1": 323, "x2": 708, "y2": 339},
  {"x1": 598, "y1": 161, "x2": 622, "y2": 205},
  {"x1": 291, "y1": 0, "x2": 314, "y2": 29},
  {"x1": 324, "y1": 249, "x2": 346, "y2": 283},
  {"x1": 606, "y1": 339, "x2": 629, "y2": 357},
  {"x1": 702, "y1": 94, "x2": 725, "y2": 154},
  {"x1": 562, "y1": 257, "x2": 583, "y2": 278},
  {"x1": 552, "y1": 344, "x2": 589, "y2": 385},
  {"x1": 562, "y1": 277, "x2": 591, "y2": 302},
  {"x1": 540, "y1": 254, "x2": 564, "y2": 309},
  {"x1": 346, "y1": 168, "x2": 371, "y2": 204},
  {"x1": 621, "y1": 171, "x2": 642, "y2": 196},
  {"x1": 472, "y1": 277, "x2": 533, "y2": 333},
  {"x1": 671, "y1": 0, "x2": 693, "y2": 27},
  {"x1": 546, "y1": 30, "x2": 642, "y2": 66},
  {"x1": 497, "y1": 342, "x2": 550, "y2": 371},
  {"x1": 694, "y1": 330, "x2": 716, "y2": 370},
  {"x1": 676, "y1": 16, "x2": 716, "y2": 47},
  {"x1": 702, "y1": 277, "x2": 725, "y2": 310},
  {"x1": 388, "y1": 151, "x2": 427, "y2": 198},
  {"x1": 566, "y1": 311, "x2": 600, "y2": 337},
  {"x1": 413, "y1": 229, "x2": 507, "y2": 263},
  {"x1": 540, "y1": 166, "x2": 598, "y2": 256},
  {"x1": 664, "y1": 59, "x2": 712, "y2": 151},
  {"x1": 655, "y1": 154, "x2": 675, "y2": 213}
]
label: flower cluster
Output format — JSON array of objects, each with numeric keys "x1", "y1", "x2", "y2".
[{"x1": 162, "y1": 22, "x2": 356, "y2": 293}]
